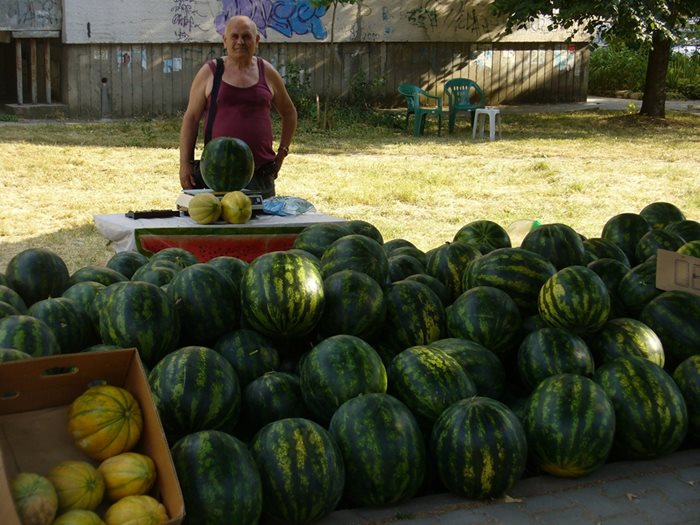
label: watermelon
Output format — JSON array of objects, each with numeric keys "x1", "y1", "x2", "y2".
[
  {"x1": 328, "y1": 393, "x2": 426, "y2": 507},
  {"x1": 594, "y1": 356, "x2": 687, "y2": 459},
  {"x1": 0, "y1": 315, "x2": 60, "y2": 357},
  {"x1": 317, "y1": 269, "x2": 386, "y2": 340},
  {"x1": 389, "y1": 245, "x2": 428, "y2": 267},
  {"x1": 453, "y1": 219, "x2": 511, "y2": 254},
  {"x1": 292, "y1": 222, "x2": 354, "y2": 259},
  {"x1": 240, "y1": 252, "x2": 325, "y2": 339},
  {"x1": 639, "y1": 201, "x2": 686, "y2": 230},
  {"x1": 382, "y1": 279, "x2": 446, "y2": 351},
  {"x1": 200, "y1": 136, "x2": 255, "y2": 191},
  {"x1": 601, "y1": 212, "x2": 651, "y2": 265},
  {"x1": 446, "y1": 286, "x2": 522, "y2": 358},
  {"x1": 214, "y1": 328, "x2": 279, "y2": 387},
  {"x1": 582, "y1": 237, "x2": 631, "y2": 266},
  {"x1": 665, "y1": 219, "x2": 700, "y2": 242},
  {"x1": 425, "y1": 241, "x2": 481, "y2": 302},
  {"x1": 431, "y1": 397, "x2": 527, "y2": 498},
  {"x1": 286, "y1": 248, "x2": 322, "y2": 270},
  {"x1": 69, "y1": 265, "x2": 128, "y2": 287},
  {"x1": 250, "y1": 418, "x2": 344, "y2": 525},
  {"x1": 673, "y1": 356, "x2": 700, "y2": 444},
  {"x1": 640, "y1": 290, "x2": 700, "y2": 369},
  {"x1": 523, "y1": 374, "x2": 615, "y2": 477},
  {"x1": 678, "y1": 240, "x2": 700, "y2": 257},
  {"x1": 0, "y1": 348, "x2": 32, "y2": 362},
  {"x1": 383, "y1": 238, "x2": 417, "y2": 255},
  {"x1": 61, "y1": 281, "x2": 106, "y2": 337},
  {"x1": 97, "y1": 281, "x2": 180, "y2": 367},
  {"x1": 538, "y1": 266, "x2": 610, "y2": 335},
  {"x1": 387, "y1": 345, "x2": 476, "y2": 428},
  {"x1": 106, "y1": 250, "x2": 149, "y2": 279},
  {"x1": 130, "y1": 264, "x2": 178, "y2": 287},
  {"x1": 429, "y1": 337, "x2": 506, "y2": 400},
  {"x1": 587, "y1": 317, "x2": 664, "y2": 368},
  {"x1": 5, "y1": 248, "x2": 70, "y2": 306},
  {"x1": 464, "y1": 247, "x2": 557, "y2": 313},
  {"x1": 521, "y1": 223, "x2": 587, "y2": 270},
  {"x1": 617, "y1": 257, "x2": 661, "y2": 317},
  {"x1": 170, "y1": 430, "x2": 262, "y2": 525},
  {"x1": 149, "y1": 247, "x2": 199, "y2": 269},
  {"x1": 206, "y1": 255, "x2": 248, "y2": 287},
  {"x1": 148, "y1": 346, "x2": 241, "y2": 442},
  {"x1": 28, "y1": 297, "x2": 92, "y2": 353},
  {"x1": 320, "y1": 234, "x2": 389, "y2": 285},
  {"x1": 635, "y1": 229, "x2": 685, "y2": 262},
  {"x1": 242, "y1": 372, "x2": 307, "y2": 435},
  {"x1": 404, "y1": 273, "x2": 451, "y2": 307},
  {"x1": 167, "y1": 263, "x2": 240, "y2": 346},
  {"x1": 517, "y1": 327, "x2": 595, "y2": 391},
  {"x1": 586, "y1": 257, "x2": 630, "y2": 319},
  {"x1": 300, "y1": 335, "x2": 387, "y2": 424},
  {"x1": 0, "y1": 285, "x2": 28, "y2": 314},
  {"x1": 387, "y1": 254, "x2": 425, "y2": 282},
  {"x1": 345, "y1": 219, "x2": 384, "y2": 244}
]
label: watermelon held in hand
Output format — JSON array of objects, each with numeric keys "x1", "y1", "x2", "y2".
[{"x1": 200, "y1": 136, "x2": 254, "y2": 192}]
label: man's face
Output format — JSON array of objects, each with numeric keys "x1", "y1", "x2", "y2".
[{"x1": 224, "y1": 18, "x2": 259, "y2": 59}]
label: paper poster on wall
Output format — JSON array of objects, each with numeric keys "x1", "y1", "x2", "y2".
[
  {"x1": 472, "y1": 49, "x2": 493, "y2": 70},
  {"x1": 140, "y1": 49, "x2": 148, "y2": 69},
  {"x1": 554, "y1": 49, "x2": 570, "y2": 72},
  {"x1": 163, "y1": 59, "x2": 173, "y2": 73},
  {"x1": 116, "y1": 49, "x2": 132, "y2": 71}
]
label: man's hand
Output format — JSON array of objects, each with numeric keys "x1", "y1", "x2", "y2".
[{"x1": 180, "y1": 162, "x2": 196, "y2": 189}]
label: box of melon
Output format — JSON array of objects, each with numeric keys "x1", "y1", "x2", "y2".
[{"x1": 0, "y1": 348, "x2": 185, "y2": 525}]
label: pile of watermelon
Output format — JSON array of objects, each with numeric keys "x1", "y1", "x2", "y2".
[{"x1": 1, "y1": 201, "x2": 700, "y2": 525}]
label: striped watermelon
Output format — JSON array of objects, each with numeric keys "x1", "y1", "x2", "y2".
[
  {"x1": 206, "y1": 255, "x2": 248, "y2": 288},
  {"x1": 582, "y1": 237, "x2": 631, "y2": 266},
  {"x1": 617, "y1": 257, "x2": 661, "y2": 317},
  {"x1": 320, "y1": 234, "x2": 389, "y2": 285},
  {"x1": 61, "y1": 281, "x2": 106, "y2": 342},
  {"x1": 5, "y1": 248, "x2": 70, "y2": 306},
  {"x1": 387, "y1": 254, "x2": 425, "y2": 281},
  {"x1": 148, "y1": 346, "x2": 241, "y2": 442},
  {"x1": 464, "y1": 247, "x2": 557, "y2": 313},
  {"x1": 538, "y1": 266, "x2": 610, "y2": 335},
  {"x1": 28, "y1": 297, "x2": 92, "y2": 353},
  {"x1": 250, "y1": 418, "x2": 344, "y2": 525},
  {"x1": 640, "y1": 290, "x2": 700, "y2": 369},
  {"x1": 601, "y1": 212, "x2": 651, "y2": 265},
  {"x1": 404, "y1": 273, "x2": 451, "y2": 307},
  {"x1": 0, "y1": 348, "x2": 32, "y2": 362},
  {"x1": 69, "y1": 265, "x2": 128, "y2": 287},
  {"x1": 673, "y1": 356, "x2": 700, "y2": 444},
  {"x1": 106, "y1": 250, "x2": 149, "y2": 279},
  {"x1": 300, "y1": 334, "x2": 387, "y2": 424},
  {"x1": 425, "y1": 241, "x2": 482, "y2": 302},
  {"x1": 200, "y1": 136, "x2": 254, "y2": 191},
  {"x1": 345, "y1": 219, "x2": 384, "y2": 244},
  {"x1": 170, "y1": 430, "x2": 262, "y2": 525},
  {"x1": 429, "y1": 338, "x2": 506, "y2": 400},
  {"x1": 523, "y1": 374, "x2": 615, "y2": 477},
  {"x1": 389, "y1": 245, "x2": 428, "y2": 267},
  {"x1": 318, "y1": 269, "x2": 386, "y2": 340},
  {"x1": 328, "y1": 393, "x2": 426, "y2": 507},
  {"x1": 382, "y1": 279, "x2": 446, "y2": 351},
  {"x1": 292, "y1": 222, "x2": 354, "y2": 259},
  {"x1": 387, "y1": 345, "x2": 476, "y2": 427},
  {"x1": 586, "y1": 257, "x2": 630, "y2": 319},
  {"x1": 639, "y1": 201, "x2": 686, "y2": 230},
  {"x1": 242, "y1": 372, "x2": 307, "y2": 436},
  {"x1": 167, "y1": 263, "x2": 240, "y2": 346},
  {"x1": 241, "y1": 251, "x2": 325, "y2": 339},
  {"x1": 431, "y1": 397, "x2": 527, "y2": 498},
  {"x1": 0, "y1": 302, "x2": 20, "y2": 321},
  {"x1": 0, "y1": 285, "x2": 28, "y2": 314},
  {"x1": 517, "y1": 327, "x2": 595, "y2": 391},
  {"x1": 678, "y1": 240, "x2": 700, "y2": 256},
  {"x1": 383, "y1": 238, "x2": 417, "y2": 255},
  {"x1": 521, "y1": 223, "x2": 587, "y2": 270},
  {"x1": 594, "y1": 356, "x2": 688, "y2": 459},
  {"x1": 635, "y1": 229, "x2": 685, "y2": 262},
  {"x1": 587, "y1": 317, "x2": 664, "y2": 367},
  {"x1": 213, "y1": 328, "x2": 279, "y2": 387},
  {"x1": 453, "y1": 219, "x2": 511, "y2": 254},
  {"x1": 130, "y1": 264, "x2": 178, "y2": 287},
  {"x1": 149, "y1": 247, "x2": 200, "y2": 269},
  {"x1": 446, "y1": 286, "x2": 522, "y2": 358},
  {"x1": 665, "y1": 219, "x2": 700, "y2": 242},
  {"x1": 0, "y1": 315, "x2": 60, "y2": 357},
  {"x1": 97, "y1": 281, "x2": 180, "y2": 367}
]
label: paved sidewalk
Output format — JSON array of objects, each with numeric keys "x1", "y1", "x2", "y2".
[
  {"x1": 501, "y1": 96, "x2": 700, "y2": 115},
  {"x1": 317, "y1": 448, "x2": 700, "y2": 525}
]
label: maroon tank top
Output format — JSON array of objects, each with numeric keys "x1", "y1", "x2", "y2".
[{"x1": 203, "y1": 57, "x2": 276, "y2": 167}]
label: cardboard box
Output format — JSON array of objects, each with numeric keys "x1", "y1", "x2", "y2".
[
  {"x1": 0, "y1": 349, "x2": 185, "y2": 524},
  {"x1": 656, "y1": 249, "x2": 700, "y2": 297}
]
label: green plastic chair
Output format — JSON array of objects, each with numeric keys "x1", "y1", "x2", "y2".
[
  {"x1": 398, "y1": 83, "x2": 442, "y2": 136},
  {"x1": 444, "y1": 78, "x2": 486, "y2": 133}
]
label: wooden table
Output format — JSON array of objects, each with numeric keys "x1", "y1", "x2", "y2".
[{"x1": 93, "y1": 212, "x2": 345, "y2": 262}]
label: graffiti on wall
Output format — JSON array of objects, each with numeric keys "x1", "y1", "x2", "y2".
[
  {"x1": 1, "y1": 0, "x2": 62, "y2": 30},
  {"x1": 172, "y1": 0, "x2": 207, "y2": 41},
  {"x1": 404, "y1": 1, "x2": 500, "y2": 37}
]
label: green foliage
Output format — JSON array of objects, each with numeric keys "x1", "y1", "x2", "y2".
[
  {"x1": 347, "y1": 71, "x2": 386, "y2": 109},
  {"x1": 0, "y1": 113, "x2": 19, "y2": 122},
  {"x1": 284, "y1": 62, "x2": 315, "y2": 118},
  {"x1": 668, "y1": 51, "x2": 700, "y2": 98}
]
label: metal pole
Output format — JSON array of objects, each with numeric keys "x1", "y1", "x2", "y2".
[
  {"x1": 15, "y1": 39, "x2": 23, "y2": 104},
  {"x1": 44, "y1": 40, "x2": 51, "y2": 103}
]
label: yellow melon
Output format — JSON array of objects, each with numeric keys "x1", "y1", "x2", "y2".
[
  {"x1": 104, "y1": 495, "x2": 168, "y2": 525},
  {"x1": 98, "y1": 452, "x2": 157, "y2": 501},
  {"x1": 47, "y1": 460, "x2": 105, "y2": 512},
  {"x1": 221, "y1": 191, "x2": 252, "y2": 224},
  {"x1": 187, "y1": 192, "x2": 222, "y2": 224},
  {"x1": 10, "y1": 472, "x2": 58, "y2": 525}
]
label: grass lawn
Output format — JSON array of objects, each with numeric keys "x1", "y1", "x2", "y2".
[{"x1": 1, "y1": 109, "x2": 699, "y2": 274}]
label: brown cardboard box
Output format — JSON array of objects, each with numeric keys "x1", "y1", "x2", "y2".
[
  {"x1": 0, "y1": 349, "x2": 185, "y2": 524},
  {"x1": 656, "y1": 249, "x2": 700, "y2": 297}
]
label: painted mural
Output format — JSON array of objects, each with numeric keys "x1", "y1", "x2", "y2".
[{"x1": 0, "y1": 0, "x2": 62, "y2": 31}]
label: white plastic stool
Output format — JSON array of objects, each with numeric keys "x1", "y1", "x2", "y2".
[{"x1": 472, "y1": 107, "x2": 502, "y2": 141}]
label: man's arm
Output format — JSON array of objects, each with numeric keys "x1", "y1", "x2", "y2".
[
  {"x1": 264, "y1": 61, "x2": 298, "y2": 174},
  {"x1": 179, "y1": 63, "x2": 213, "y2": 189}
]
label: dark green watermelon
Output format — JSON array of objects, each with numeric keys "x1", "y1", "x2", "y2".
[
  {"x1": 171, "y1": 430, "x2": 262, "y2": 525},
  {"x1": 520, "y1": 223, "x2": 586, "y2": 270},
  {"x1": 678, "y1": 240, "x2": 700, "y2": 257},
  {"x1": 601, "y1": 212, "x2": 651, "y2": 265},
  {"x1": 28, "y1": 297, "x2": 92, "y2": 354},
  {"x1": 149, "y1": 346, "x2": 241, "y2": 442},
  {"x1": 320, "y1": 234, "x2": 389, "y2": 285},
  {"x1": 130, "y1": 264, "x2": 178, "y2": 287},
  {"x1": 431, "y1": 397, "x2": 527, "y2": 498},
  {"x1": 69, "y1": 265, "x2": 128, "y2": 287},
  {"x1": 453, "y1": 219, "x2": 511, "y2": 254},
  {"x1": 383, "y1": 238, "x2": 417, "y2": 255},
  {"x1": 0, "y1": 315, "x2": 60, "y2": 356},
  {"x1": 617, "y1": 257, "x2": 661, "y2": 317},
  {"x1": 241, "y1": 252, "x2": 325, "y2": 339},
  {"x1": 404, "y1": 273, "x2": 451, "y2": 307},
  {"x1": 586, "y1": 257, "x2": 630, "y2": 319},
  {"x1": 523, "y1": 374, "x2": 615, "y2": 477},
  {"x1": 0, "y1": 348, "x2": 32, "y2": 362},
  {"x1": 0, "y1": 285, "x2": 28, "y2": 314},
  {"x1": 387, "y1": 254, "x2": 425, "y2": 282},
  {"x1": 665, "y1": 219, "x2": 700, "y2": 242},
  {"x1": 587, "y1": 317, "x2": 664, "y2": 368},
  {"x1": 206, "y1": 255, "x2": 248, "y2": 287},
  {"x1": 300, "y1": 334, "x2": 387, "y2": 424},
  {"x1": 425, "y1": 241, "x2": 482, "y2": 302},
  {"x1": 389, "y1": 246, "x2": 427, "y2": 267},
  {"x1": 594, "y1": 356, "x2": 687, "y2": 459},
  {"x1": 0, "y1": 301, "x2": 21, "y2": 321},
  {"x1": 149, "y1": 247, "x2": 200, "y2": 268},
  {"x1": 214, "y1": 328, "x2": 279, "y2": 388},
  {"x1": 292, "y1": 222, "x2": 354, "y2": 259},
  {"x1": 538, "y1": 266, "x2": 610, "y2": 335},
  {"x1": 200, "y1": 136, "x2": 255, "y2": 191},
  {"x1": 328, "y1": 393, "x2": 426, "y2": 507},
  {"x1": 582, "y1": 237, "x2": 631, "y2": 266},
  {"x1": 639, "y1": 201, "x2": 685, "y2": 230},
  {"x1": 61, "y1": 281, "x2": 106, "y2": 336},
  {"x1": 345, "y1": 219, "x2": 384, "y2": 244},
  {"x1": 318, "y1": 269, "x2": 386, "y2": 340},
  {"x1": 673, "y1": 356, "x2": 700, "y2": 444},
  {"x1": 5, "y1": 248, "x2": 70, "y2": 306},
  {"x1": 635, "y1": 229, "x2": 685, "y2": 262},
  {"x1": 105, "y1": 250, "x2": 149, "y2": 279},
  {"x1": 242, "y1": 372, "x2": 307, "y2": 435}
]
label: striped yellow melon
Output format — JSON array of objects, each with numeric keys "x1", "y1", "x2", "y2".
[
  {"x1": 188, "y1": 192, "x2": 222, "y2": 224},
  {"x1": 221, "y1": 191, "x2": 252, "y2": 224},
  {"x1": 98, "y1": 452, "x2": 157, "y2": 501},
  {"x1": 46, "y1": 460, "x2": 105, "y2": 512}
]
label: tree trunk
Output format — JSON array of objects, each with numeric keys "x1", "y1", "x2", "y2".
[{"x1": 640, "y1": 31, "x2": 672, "y2": 118}]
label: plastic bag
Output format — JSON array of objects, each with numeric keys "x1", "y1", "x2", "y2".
[{"x1": 262, "y1": 196, "x2": 316, "y2": 216}]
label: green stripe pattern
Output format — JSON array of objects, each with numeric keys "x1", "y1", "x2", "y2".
[
  {"x1": 250, "y1": 418, "x2": 345, "y2": 525},
  {"x1": 243, "y1": 372, "x2": 307, "y2": 434},
  {"x1": 0, "y1": 314, "x2": 60, "y2": 356},
  {"x1": 538, "y1": 265, "x2": 610, "y2": 335},
  {"x1": 171, "y1": 430, "x2": 262, "y2": 525},
  {"x1": 431, "y1": 397, "x2": 527, "y2": 499},
  {"x1": 673, "y1": 356, "x2": 700, "y2": 443},
  {"x1": 241, "y1": 252, "x2": 325, "y2": 338},
  {"x1": 587, "y1": 317, "x2": 665, "y2": 367},
  {"x1": 320, "y1": 234, "x2": 389, "y2": 285},
  {"x1": 521, "y1": 223, "x2": 587, "y2": 270},
  {"x1": 618, "y1": 258, "x2": 661, "y2": 316},
  {"x1": 524, "y1": 374, "x2": 615, "y2": 477},
  {"x1": 425, "y1": 241, "x2": 482, "y2": 302},
  {"x1": 594, "y1": 356, "x2": 688, "y2": 459}
]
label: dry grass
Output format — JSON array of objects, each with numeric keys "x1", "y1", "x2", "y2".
[{"x1": 1, "y1": 110, "x2": 699, "y2": 274}]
